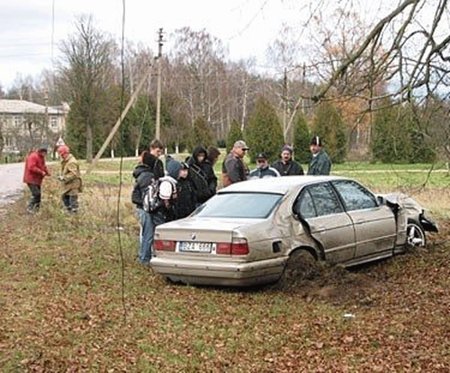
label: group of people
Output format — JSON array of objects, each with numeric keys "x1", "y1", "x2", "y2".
[
  {"x1": 222, "y1": 135, "x2": 332, "y2": 185},
  {"x1": 131, "y1": 140, "x2": 221, "y2": 264},
  {"x1": 23, "y1": 144, "x2": 82, "y2": 214}
]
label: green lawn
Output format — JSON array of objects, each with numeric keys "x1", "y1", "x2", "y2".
[{"x1": 1, "y1": 159, "x2": 447, "y2": 371}]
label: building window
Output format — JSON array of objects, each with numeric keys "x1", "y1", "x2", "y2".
[
  {"x1": 50, "y1": 116, "x2": 58, "y2": 129},
  {"x1": 14, "y1": 115, "x2": 22, "y2": 126}
]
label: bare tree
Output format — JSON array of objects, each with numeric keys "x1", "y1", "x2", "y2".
[
  {"x1": 58, "y1": 15, "x2": 117, "y2": 162},
  {"x1": 170, "y1": 27, "x2": 226, "y2": 131},
  {"x1": 283, "y1": 0, "x2": 450, "y2": 143}
]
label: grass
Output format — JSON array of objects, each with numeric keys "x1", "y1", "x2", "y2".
[{"x1": 0, "y1": 161, "x2": 449, "y2": 371}]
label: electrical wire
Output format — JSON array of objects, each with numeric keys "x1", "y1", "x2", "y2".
[{"x1": 116, "y1": 0, "x2": 127, "y2": 322}]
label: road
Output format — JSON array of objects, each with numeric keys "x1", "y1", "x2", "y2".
[{"x1": 0, "y1": 162, "x2": 24, "y2": 212}]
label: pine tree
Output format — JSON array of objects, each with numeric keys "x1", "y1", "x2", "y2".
[
  {"x1": 245, "y1": 96, "x2": 284, "y2": 162},
  {"x1": 293, "y1": 114, "x2": 311, "y2": 164},
  {"x1": 226, "y1": 119, "x2": 243, "y2": 153},
  {"x1": 189, "y1": 116, "x2": 213, "y2": 151},
  {"x1": 312, "y1": 102, "x2": 347, "y2": 163},
  {"x1": 370, "y1": 101, "x2": 435, "y2": 163}
]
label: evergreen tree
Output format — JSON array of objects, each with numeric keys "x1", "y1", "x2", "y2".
[
  {"x1": 371, "y1": 101, "x2": 435, "y2": 163},
  {"x1": 312, "y1": 102, "x2": 347, "y2": 163},
  {"x1": 245, "y1": 96, "x2": 284, "y2": 162},
  {"x1": 120, "y1": 95, "x2": 155, "y2": 156},
  {"x1": 371, "y1": 103, "x2": 396, "y2": 163},
  {"x1": 293, "y1": 114, "x2": 311, "y2": 164},
  {"x1": 189, "y1": 116, "x2": 213, "y2": 151},
  {"x1": 226, "y1": 119, "x2": 243, "y2": 153}
]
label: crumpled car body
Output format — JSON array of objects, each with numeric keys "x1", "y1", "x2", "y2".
[{"x1": 151, "y1": 176, "x2": 438, "y2": 287}]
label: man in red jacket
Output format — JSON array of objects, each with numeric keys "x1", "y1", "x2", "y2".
[{"x1": 23, "y1": 145, "x2": 51, "y2": 213}]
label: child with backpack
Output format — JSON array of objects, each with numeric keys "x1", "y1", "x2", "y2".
[{"x1": 131, "y1": 151, "x2": 162, "y2": 264}]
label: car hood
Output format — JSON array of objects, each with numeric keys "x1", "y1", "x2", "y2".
[{"x1": 380, "y1": 192, "x2": 423, "y2": 215}]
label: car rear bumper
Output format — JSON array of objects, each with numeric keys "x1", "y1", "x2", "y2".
[{"x1": 150, "y1": 256, "x2": 286, "y2": 287}]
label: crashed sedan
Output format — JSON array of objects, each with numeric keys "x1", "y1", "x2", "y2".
[{"x1": 151, "y1": 176, "x2": 438, "y2": 287}]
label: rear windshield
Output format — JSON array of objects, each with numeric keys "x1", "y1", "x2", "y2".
[{"x1": 193, "y1": 192, "x2": 283, "y2": 219}]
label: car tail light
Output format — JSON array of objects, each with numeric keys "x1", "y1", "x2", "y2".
[
  {"x1": 216, "y1": 238, "x2": 249, "y2": 255},
  {"x1": 216, "y1": 242, "x2": 231, "y2": 255},
  {"x1": 153, "y1": 239, "x2": 176, "y2": 251}
]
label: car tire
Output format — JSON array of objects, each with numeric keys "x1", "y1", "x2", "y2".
[
  {"x1": 406, "y1": 220, "x2": 426, "y2": 248},
  {"x1": 277, "y1": 249, "x2": 319, "y2": 289}
]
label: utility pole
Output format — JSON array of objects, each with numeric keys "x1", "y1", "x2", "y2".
[
  {"x1": 282, "y1": 68, "x2": 288, "y2": 142},
  {"x1": 86, "y1": 64, "x2": 153, "y2": 175},
  {"x1": 44, "y1": 88, "x2": 49, "y2": 146},
  {"x1": 155, "y1": 28, "x2": 164, "y2": 140}
]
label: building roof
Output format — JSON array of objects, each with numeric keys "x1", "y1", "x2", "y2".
[{"x1": 0, "y1": 99, "x2": 68, "y2": 115}]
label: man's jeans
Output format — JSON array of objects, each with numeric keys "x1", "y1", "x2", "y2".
[
  {"x1": 27, "y1": 183, "x2": 41, "y2": 211},
  {"x1": 136, "y1": 208, "x2": 164, "y2": 264}
]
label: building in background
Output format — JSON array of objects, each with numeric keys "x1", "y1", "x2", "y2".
[{"x1": 0, "y1": 99, "x2": 69, "y2": 156}]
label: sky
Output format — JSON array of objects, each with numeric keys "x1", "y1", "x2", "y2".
[
  {"x1": 0, "y1": 0, "x2": 302, "y2": 89},
  {"x1": 0, "y1": 0, "x2": 422, "y2": 91}
]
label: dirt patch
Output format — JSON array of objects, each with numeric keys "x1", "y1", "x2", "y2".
[{"x1": 277, "y1": 263, "x2": 383, "y2": 307}]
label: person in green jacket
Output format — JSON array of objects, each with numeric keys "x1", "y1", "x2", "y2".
[
  {"x1": 307, "y1": 136, "x2": 332, "y2": 175},
  {"x1": 57, "y1": 145, "x2": 82, "y2": 213}
]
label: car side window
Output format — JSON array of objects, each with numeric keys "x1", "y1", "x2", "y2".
[
  {"x1": 332, "y1": 180, "x2": 378, "y2": 211},
  {"x1": 307, "y1": 183, "x2": 343, "y2": 217},
  {"x1": 294, "y1": 190, "x2": 316, "y2": 218}
]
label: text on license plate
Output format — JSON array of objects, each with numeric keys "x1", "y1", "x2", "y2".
[{"x1": 178, "y1": 241, "x2": 214, "y2": 253}]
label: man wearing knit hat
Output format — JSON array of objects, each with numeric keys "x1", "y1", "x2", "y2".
[
  {"x1": 271, "y1": 145, "x2": 304, "y2": 176},
  {"x1": 308, "y1": 136, "x2": 332, "y2": 175},
  {"x1": 57, "y1": 145, "x2": 82, "y2": 213}
]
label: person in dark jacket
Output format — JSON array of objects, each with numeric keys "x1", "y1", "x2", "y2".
[
  {"x1": 271, "y1": 145, "x2": 304, "y2": 176},
  {"x1": 205, "y1": 146, "x2": 220, "y2": 195},
  {"x1": 308, "y1": 136, "x2": 332, "y2": 175},
  {"x1": 23, "y1": 145, "x2": 51, "y2": 213},
  {"x1": 186, "y1": 145, "x2": 214, "y2": 204},
  {"x1": 222, "y1": 140, "x2": 249, "y2": 186},
  {"x1": 149, "y1": 139, "x2": 165, "y2": 180},
  {"x1": 249, "y1": 152, "x2": 280, "y2": 179},
  {"x1": 131, "y1": 151, "x2": 160, "y2": 264},
  {"x1": 171, "y1": 161, "x2": 197, "y2": 219}
]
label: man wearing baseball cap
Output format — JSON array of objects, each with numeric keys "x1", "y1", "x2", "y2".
[
  {"x1": 249, "y1": 152, "x2": 280, "y2": 179},
  {"x1": 221, "y1": 140, "x2": 249, "y2": 187},
  {"x1": 308, "y1": 136, "x2": 332, "y2": 175}
]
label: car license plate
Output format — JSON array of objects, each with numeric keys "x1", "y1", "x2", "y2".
[{"x1": 178, "y1": 241, "x2": 213, "y2": 253}]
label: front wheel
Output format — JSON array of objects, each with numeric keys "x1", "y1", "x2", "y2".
[{"x1": 406, "y1": 221, "x2": 426, "y2": 248}]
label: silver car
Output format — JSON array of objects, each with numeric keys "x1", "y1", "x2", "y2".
[{"x1": 151, "y1": 176, "x2": 438, "y2": 287}]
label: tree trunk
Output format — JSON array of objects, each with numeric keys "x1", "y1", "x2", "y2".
[{"x1": 86, "y1": 124, "x2": 93, "y2": 163}]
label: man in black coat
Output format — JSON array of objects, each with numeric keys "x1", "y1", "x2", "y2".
[
  {"x1": 308, "y1": 136, "x2": 332, "y2": 175},
  {"x1": 272, "y1": 145, "x2": 304, "y2": 176}
]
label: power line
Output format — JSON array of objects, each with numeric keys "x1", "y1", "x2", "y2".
[{"x1": 226, "y1": 0, "x2": 269, "y2": 41}]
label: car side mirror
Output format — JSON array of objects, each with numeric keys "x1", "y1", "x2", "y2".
[{"x1": 377, "y1": 195, "x2": 385, "y2": 206}]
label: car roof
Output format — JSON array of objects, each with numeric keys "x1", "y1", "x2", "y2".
[{"x1": 219, "y1": 175, "x2": 349, "y2": 194}]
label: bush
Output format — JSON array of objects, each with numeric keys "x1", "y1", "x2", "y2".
[
  {"x1": 245, "y1": 96, "x2": 284, "y2": 163},
  {"x1": 293, "y1": 114, "x2": 311, "y2": 163},
  {"x1": 312, "y1": 102, "x2": 347, "y2": 163},
  {"x1": 226, "y1": 119, "x2": 243, "y2": 153}
]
